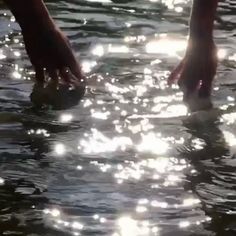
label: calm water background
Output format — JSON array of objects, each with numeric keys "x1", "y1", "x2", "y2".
[{"x1": 0, "y1": 0, "x2": 236, "y2": 235}]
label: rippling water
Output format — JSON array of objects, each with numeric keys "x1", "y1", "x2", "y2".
[{"x1": 0, "y1": 0, "x2": 236, "y2": 235}]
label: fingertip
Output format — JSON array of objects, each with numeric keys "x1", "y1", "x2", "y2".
[
  {"x1": 48, "y1": 69, "x2": 59, "y2": 86},
  {"x1": 168, "y1": 60, "x2": 185, "y2": 85},
  {"x1": 60, "y1": 66, "x2": 85, "y2": 86},
  {"x1": 60, "y1": 67, "x2": 72, "y2": 83}
]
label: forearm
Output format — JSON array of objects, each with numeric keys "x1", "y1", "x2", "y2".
[
  {"x1": 3, "y1": 0, "x2": 55, "y2": 32},
  {"x1": 189, "y1": 0, "x2": 219, "y2": 40}
]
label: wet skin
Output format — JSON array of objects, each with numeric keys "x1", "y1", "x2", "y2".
[
  {"x1": 168, "y1": 0, "x2": 219, "y2": 111},
  {"x1": 3, "y1": 0, "x2": 84, "y2": 86},
  {"x1": 3, "y1": 0, "x2": 86, "y2": 109},
  {"x1": 4, "y1": 0, "x2": 218, "y2": 110}
]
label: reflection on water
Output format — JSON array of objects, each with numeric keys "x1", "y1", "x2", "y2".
[{"x1": 0, "y1": 0, "x2": 236, "y2": 235}]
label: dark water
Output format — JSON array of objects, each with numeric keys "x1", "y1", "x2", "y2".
[{"x1": 0, "y1": 0, "x2": 236, "y2": 235}]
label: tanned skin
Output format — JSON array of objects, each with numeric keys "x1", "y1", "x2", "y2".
[
  {"x1": 3, "y1": 0, "x2": 218, "y2": 110},
  {"x1": 3, "y1": 0, "x2": 84, "y2": 84},
  {"x1": 168, "y1": 0, "x2": 219, "y2": 110}
]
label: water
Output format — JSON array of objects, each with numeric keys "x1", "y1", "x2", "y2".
[{"x1": 0, "y1": 0, "x2": 236, "y2": 235}]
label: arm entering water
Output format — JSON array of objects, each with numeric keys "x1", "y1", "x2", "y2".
[
  {"x1": 168, "y1": 0, "x2": 219, "y2": 111},
  {"x1": 3, "y1": 0, "x2": 84, "y2": 83}
]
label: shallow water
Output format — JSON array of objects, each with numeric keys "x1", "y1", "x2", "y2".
[{"x1": 0, "y1": 0, "x2": 236, "y2": 235}]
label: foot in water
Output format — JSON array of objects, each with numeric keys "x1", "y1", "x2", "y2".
[{"x1": 4, "y1": 0, "x2": 85, "y2": 109}]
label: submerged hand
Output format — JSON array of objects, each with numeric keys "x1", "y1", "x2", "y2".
[
  {"x1": 22, "y1": 26, "x2": 84, "y2": 84},
  {"x1": 168, "y1": 40, "x2": 217, "y2": 111},
  {"x1": 22, "y1": 26, "x2": 85, "y2": 109}
]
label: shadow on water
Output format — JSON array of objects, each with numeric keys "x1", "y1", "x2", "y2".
[{"x1": 181, "y1": 115, "x2": 236, "y2": 235}]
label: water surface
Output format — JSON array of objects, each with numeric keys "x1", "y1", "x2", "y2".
[{"x1": 0, "y1": 0, "x2": 236, "y2": 235}]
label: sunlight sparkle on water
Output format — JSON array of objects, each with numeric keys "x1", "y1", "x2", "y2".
[
  {"x1": 82, "y1": 60, "x2": 97, "y2": 73},
  {"x1": 154, "y1": 0, "x2": 190, "y2": 9},
  {"x1": 86, "y1": 0, "x2": 111, "y2": 2},
  {"x1": 115, "y1": 216, "x2": 151, "y2": 236},
  {"x1": 147, "y1": 157, "x2": 187, "y2": 174},
  {"x1": 106, "y1": 82, "x2": 130, "y2": 94},
  {"x1": 91, "y1": 110, "x2": 111, "y2": 120},
  {"x1": 100, "y1": 217, "x2": 107, "y2": 223},
  {"x1": 12, "y1": 71, "x2": 22, "y2": 79},
  {"x1": 146, "y1": 38, "x2": 186, "y2": 57},
  {"x1": 83, "y1": 99, "x2": 93, "y2": 107},
  {"x1": 136, "y1": 206, "x2": 147, "y2": 213},
  {"x1": 217, "y1": 48, "x2": 227, "y2": 60},
  {"x1": 77, "y1": 165, "x2": 83, "y2": 170},
  {"x1": 175, "y1": 6, "x2": 183, "y2": 12},
  {"x1": 179, "y1": 221, "x2": 190, "y2": 228},
  {"x1": 60, "y1": 113, "x2": 73, "y2": 123},
  {"x1": 10, "y1": 16, "x2": 15, "y2": 22},
  {"x1": 44, "y1": 208, "x2": 61, "y2": 217},
  {"x1": 92, "y1": 44, "x2": 105, "y2": 57},
  {"x1": 153, "y1": 95, "x2": 181, "y2": 104},
  {"x1": 28, "y1": 129, "x2": 50, "y2": 137},
  {"x1": 222, "y1": 113, "x2": 236, "y2": 125},
  {"x1": 182, "y1": 198, "x2": 201, "y2": 207},
  {"x1": 138, "y1": 198, "x2": 149, "y2": 205},
  {"x1": 0, "y1": 177, "x2": 4, "y2": 185},
  {"x1": 108, "y1": 44, "x2": 129, "y2": 54},
  {"x1": 191, "y1": 138, "x2": 205, "y2": 150},
  {"x1": 114, "y1": 165, "x2": 143, "y2": 181},
  {"x1": 78, "y1": 129, "x2": 133, "y2": 153},
  {"x1": 124, "y1": 35, "x2": 146, "y2": 43},
  {"x1": 223, "y1": 131, "x2": 236, "y2": 147},
  {"x1": 117, "y1": 216, "x2": 138, "y2": 236},
  {"x1": 113, "y1": 155, "x2": 187, "y2": 184},
  {"x1": 54, "y1": 143, "x2": 66, "y2": 155},
  {"x1": 0, "y1": 50, "x2": 6, "y2": 59},
  {"x1": 151, "y1": 200, "x2": 168, "y2": 208},
  {"x1": 93, "y1": 214, "x2": 100, "y2": 220},
  {"x1": 72, "y1": 221, "x2": 84, "y2": 230},
  {"x1": 228, "y1": 53, "x2": 236, "y2": 61},
  {"x1": 13, "y1": 51, "x2": 21, "y2": 57},
  {"x1": 157, "y1": 104, "x2": 188, "y2": 118},
  {"x1": 137, "y1": 132, "x2": 169, "y2": 154},
  {"x1": 92, "y1": 44, "x2": 129, "y2": 56}
]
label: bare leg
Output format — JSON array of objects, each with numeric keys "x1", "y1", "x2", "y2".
[
  {"x1": 3, "y1": 0, "x2": 84, "y2": 84},
  {"x1": 168, "y1": 0, "x2": 219, "y2": 111}
]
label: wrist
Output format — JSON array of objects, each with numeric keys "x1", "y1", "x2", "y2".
[
  {"x1": 4, "y1": 0, "x2": 55, "y2": 32},
  {"x1": 189, "y1": 23, "x2": 214, "y2": 41},
  {"x1": 186, "y1": 38, "x2": 216, "y2": 56}
]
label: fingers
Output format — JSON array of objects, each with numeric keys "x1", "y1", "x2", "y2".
[
  {"x1": 70, "y1": 61, "x2": 84, "y2": 82},
  {"x1": 198, "y1": 71, "x2": 216, "y2": 98},
  {"x1": 176, "y1": 64, "x2": 200, "y2": 100},
  {"x1": 34, "y1": 66, "x2": 83, "y2": 87},
  {"x1": 61, "y1": 42, "x2": 84, "y2": 82},
  {"x1": 199, "y1": 56, "x2": 217, "y2": 98},
  {"x1": 60, "y1": 67, "x2": 81, "y2": 86},
  {"x1": 35, "y1": 67, "x2": 45, "y2": 83},
  {"x1": 167, "y1": 60, "x2": 185, "y2": 85},
  {"x1": 34, "y1": 41, "x2": 84, "y2": 85},
  {"x1": 60, "y1": 67, "x2": 72, "y2": 83},
  {"x1": 48, "y1": 69, "x2": 59, "y2": 86},
  {"x1": 167, "y1": 59, "x2": 200, "y2": 99}
]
